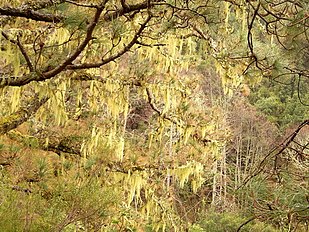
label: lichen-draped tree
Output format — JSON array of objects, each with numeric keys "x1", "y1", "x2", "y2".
[{"x1": 0, "y1": 0, "x2": 308, "y2": 231}]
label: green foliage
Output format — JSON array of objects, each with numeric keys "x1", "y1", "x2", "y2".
[
  {"x1": 0, "y1": 170, "x2": 117, "y2": 231},
  {"x1": 64, "y1": 13, "x2": 88, "y2": 31},
  {"x1": 0, "y1": 0, "x2": 308, "y2": 231},
  {"x1": 235, "y1": 168, "x2": 309, "y2": 231},
  {"x1": 191, "y1": 211, "x2": 278, "y2": 232},
  {"x1": 249, "y1": 78, "x2": 309, "y2": 129}
]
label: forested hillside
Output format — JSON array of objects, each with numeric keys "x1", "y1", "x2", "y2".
[{"x1": 0, "y1": 0, "x2": 308, "y2": 231}]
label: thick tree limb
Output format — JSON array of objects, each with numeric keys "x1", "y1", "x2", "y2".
[
  {"x1": 0, "y1": 1, "x2": 155, "y2": 24},
  {"x1": 8, "y1": 130, "x2": 163, "y2": 175},
  {"x1": 0, "y1": 95, "x2": 49, "y2": 135},
  {"x1": 0, "y1": 0, "x2": 66, "y2": 24},
  {"x1": 7, "y1": 129, "x2": 83, "y2": 156},
  {"x1": 0, "y1": 72, "x2": 41, "y2": 87},
  {"x1": 0, "y1": 6, "x2": 63, "y2": 23}
]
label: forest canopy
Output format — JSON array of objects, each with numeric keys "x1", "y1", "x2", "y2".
[{"x1": 0, "y1": 0, "x2": 308, "y2": 231}]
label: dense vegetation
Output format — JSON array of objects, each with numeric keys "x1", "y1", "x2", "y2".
[{"x1": 0, "y1": 0, "x2": 308, "y2": 231}]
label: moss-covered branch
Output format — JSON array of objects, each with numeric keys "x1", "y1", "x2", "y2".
[
  {"x1": 0, "y1": 95, "x2": 48, "y2": 135},
  {"x1": 7, "y1": 130, "x2": 83, "y2": 156}
]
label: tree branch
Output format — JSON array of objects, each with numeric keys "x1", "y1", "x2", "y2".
[
  {"x1": 7, "y1": 129, "x2": 83, "y2": 156},
  {"x1": 1, "y1": 31, "x2": 34, "y2": 72},
  {"x1": 0, "y1": 1, "x2": 155, "y2": 25},
  {"x1": 43, "y1": 5, "x2": 106, "y2": 78},
  {"x1": 238, "y1": 119, "x2": 309, "y2": 189},
  {"x1": 0, "y1": 1, "x2": 158, "y2": 87},
  {"x1": 66, "y1": 14, "x2": 152, "y2": 70},
  {"x1": 103, "y1": 1, "x2": 153, "y2": 22},
  {"x1": 0, "y1": 95, "x2": 49, "y2": 135},
  {"x1": 0, "y1": 72, "x2": 45, "y2": 88},
  {"x1": 236, "y1": 216, "x2": 258, "y2": 232},
  {"x1": 0, "y1": 6, "x2": 63, "y2": 23},
  {"x1": 23, "y1": 0, "x2": 66, "y2": 11},
  {"x1": 0, "y1": 3, "x2": 105, "y2": 87}
]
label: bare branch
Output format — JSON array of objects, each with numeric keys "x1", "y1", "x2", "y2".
[
  {"x1": 120, "y1": 0, "x2": 129, "y2": 10},
  {"x1": 1, "y1": 31, "x2": 34, "y2": 72}
]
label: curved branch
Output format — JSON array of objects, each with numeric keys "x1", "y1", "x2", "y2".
[
  {"x1": 236, "y1": 216, "x2": 258, "y2": 232},
  {"x1": 0, "y1": 4, "x2": 105, "y2": 87},
  {"x1": 22, "y1": 0, "x2": 66, "y2": 11},
  {"x1": 43, "y1": 5, "x2": 106, "y2": 78},
  {"x1": 66, "y1": 14, "x2": 152, "y2": 70}
]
